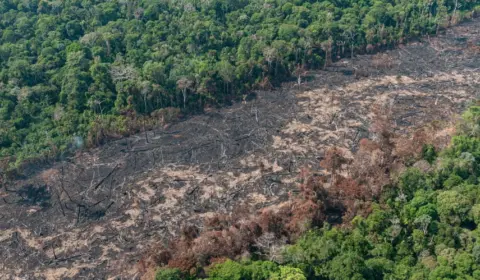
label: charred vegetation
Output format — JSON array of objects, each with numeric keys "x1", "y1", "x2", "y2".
[{"x1": 0, "y1": 18, "x2": 479, "y2": 279}]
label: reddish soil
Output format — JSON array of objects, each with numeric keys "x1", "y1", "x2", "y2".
[{"x1": 0, "y1": 18, "x2": 479, "y2": 279}]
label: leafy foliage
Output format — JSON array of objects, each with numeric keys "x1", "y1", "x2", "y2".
[
  {"x1": 207, "y1": 260, "x2": 280, "y2": 280},
  {"x1": 172, "y1": 105, "x2": 480, "y2": 279},
  {"x1": 1, "y1": 0, "x2": 478, "y2": 167},
  {"x1": 155, "y1": 268, "x2": 183, "y2": 280}
]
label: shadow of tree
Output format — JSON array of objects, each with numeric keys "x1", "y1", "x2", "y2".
[{"x1": 16, "y1": 184, "x2": 51, "y2": 207}]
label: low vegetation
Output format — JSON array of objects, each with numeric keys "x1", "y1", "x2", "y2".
[
  {"x1": 1, "y1": 1, "x2": 479, "y2": 278},
  {"x1": 152, "y1": 105, "x2": 480, "y2": 279},
  {"x1": 1, "y1": 0, "x2": 479, "y2": 168}
]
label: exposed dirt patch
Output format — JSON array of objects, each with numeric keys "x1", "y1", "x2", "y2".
[{"x1": 1, "y1": 19, "x2": 479, "y2": 279}]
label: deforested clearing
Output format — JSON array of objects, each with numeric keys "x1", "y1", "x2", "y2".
[{"x1": 1, "y1": 17, "x2": 479, "y2": 279}]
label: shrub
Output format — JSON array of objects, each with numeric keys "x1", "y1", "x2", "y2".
[
  {"x1": 270, "y1": 266, "x2": 306, "y2": 280},
  {"x1": 155, "y1": 268, "x2": 183, "y2": 280},
  {"x1": 208, "y1": 260, "x2": 249, "y2": 280},
  {"x1": 422, "y1": 144, "x2": 437, "y2": 164}
]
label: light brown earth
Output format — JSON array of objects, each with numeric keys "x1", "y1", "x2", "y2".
[{"x1": 0, "y1": 18, "x2": 479, "y2": 279}]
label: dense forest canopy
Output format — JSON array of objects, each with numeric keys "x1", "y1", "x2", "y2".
[{"x1": 0, "y1": 0, "x2": 478, "y2": 166}]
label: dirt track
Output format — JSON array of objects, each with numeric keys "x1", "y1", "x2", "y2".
[{"x1": 1, "y1": 19, "x2": 479, "y2": 279}]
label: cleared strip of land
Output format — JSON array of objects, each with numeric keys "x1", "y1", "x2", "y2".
[{"x1": 0, "y1": 18, "x2": 479, "y2": 279}]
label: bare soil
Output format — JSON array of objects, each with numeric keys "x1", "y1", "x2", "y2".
[{"x1": 1, "y1": 19, "x2": 479, "y2": 279}]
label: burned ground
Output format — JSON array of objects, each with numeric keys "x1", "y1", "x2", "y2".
[{"x1": 1, "y1": 19, "x2": 479, "y2": 279}]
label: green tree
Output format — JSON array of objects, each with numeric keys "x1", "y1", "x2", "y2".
[
  {"x1": 208, "y1": 260, "x2": 249, "y2": 280},
  {"x1": 270, "y1": 266, "x2": 306, "y2": 280},
  {"x1": 155, "y1": 268, "x2": 183, "y2": 280},
  {"x1": 436, "y1": 190, "x2": 471, "y2": 225}
]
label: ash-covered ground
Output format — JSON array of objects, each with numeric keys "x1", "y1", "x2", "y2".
[{"x1": 0, "y1": 19, "x2": 479, "y2": 279}]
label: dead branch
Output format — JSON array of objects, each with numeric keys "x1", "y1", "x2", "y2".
[{"x1": 93, "y1": 164, "x2": 119, "y2": 190}]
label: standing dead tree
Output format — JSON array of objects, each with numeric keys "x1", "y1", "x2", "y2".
[
  {"x1": 177, "y1": 77, "x2": 194, "y2": 109},
  {"x1": 293, "y1": 64, "x2": 308, "y2": 86},
  {"x1": 320, "y1": 147, "x2": 349, "y2": 186}
]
